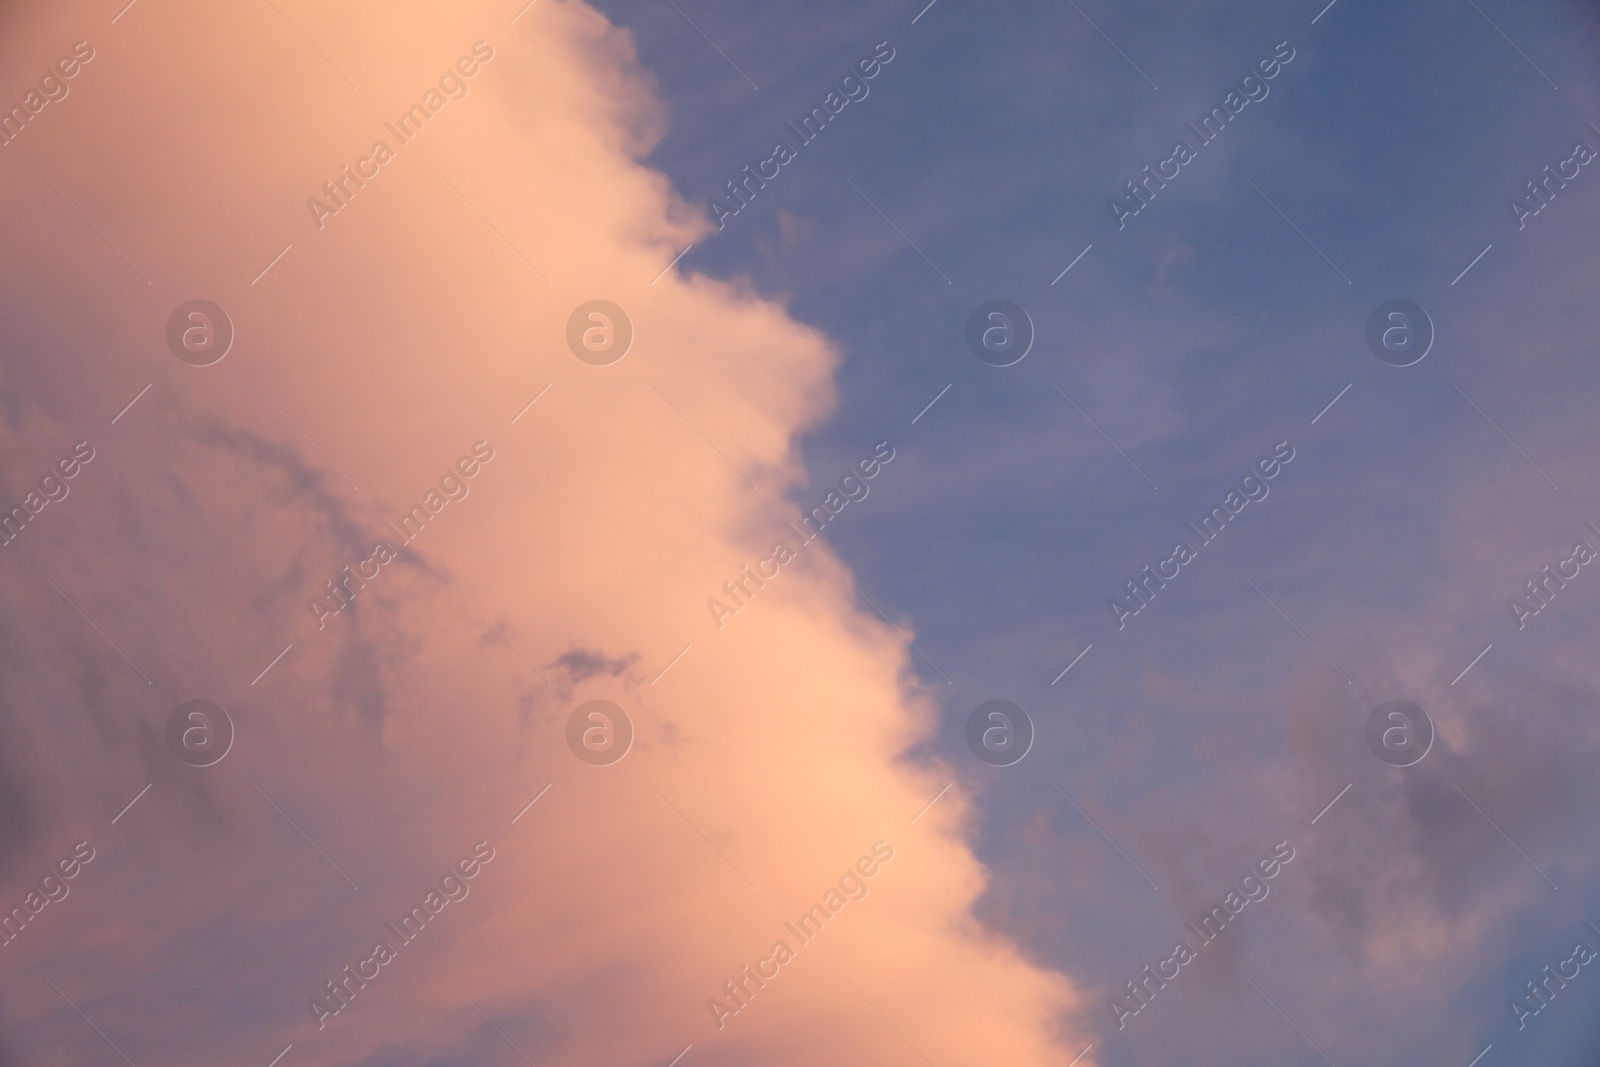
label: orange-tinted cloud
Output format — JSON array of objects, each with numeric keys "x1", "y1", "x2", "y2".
[{"x1": 0, "y1": 2, "x2": 1089, "y2": 1064}]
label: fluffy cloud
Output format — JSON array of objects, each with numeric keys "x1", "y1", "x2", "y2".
[{"x1": 0, "y1": 2, "x2": 1088, "y2": 1065}]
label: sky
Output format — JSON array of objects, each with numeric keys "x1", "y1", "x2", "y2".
[{"x1": 1, "y1": 1, "x2": 1599, "y2": 1066}]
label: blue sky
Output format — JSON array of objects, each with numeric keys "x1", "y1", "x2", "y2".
[
  {"x1": 589, "y1": 0, "x2": 1600, "y2": 1063},
  {"x1": 2, "y1": 1, "x2": 1598, "y2": 1064}
]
